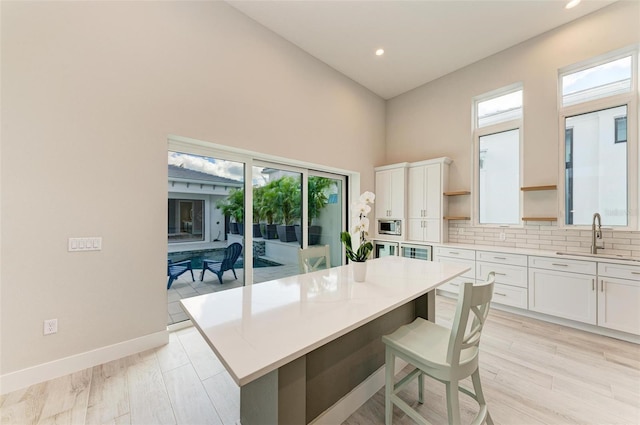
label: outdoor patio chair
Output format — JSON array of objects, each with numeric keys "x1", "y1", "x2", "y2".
[
  {"x1": 200, "y1": 242, "x2": 243, "y2": 284},
  {"x1": 167, "y1": 259, "x2": 194, "y2": 289}
]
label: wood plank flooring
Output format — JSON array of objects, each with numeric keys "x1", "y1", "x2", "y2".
[{"x1": 1, "y1": 296, "x2": 639, "y2": 425}]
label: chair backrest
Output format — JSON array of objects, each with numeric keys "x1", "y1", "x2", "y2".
[
  {"x1": 447, "y1": 272, "x2": 495, "y2": 367},
  {"x1": 222, "y1": 243, "x2": 243, "y2": 271},
  {"x1": 298, "y1": 245, "x2": 331, "y2": 274}
]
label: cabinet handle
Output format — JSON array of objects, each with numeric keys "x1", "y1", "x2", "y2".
[
  {"x1": 601, "y1": 280, "x2": 604, "y2": 292},
  {"x1": 493, "y1": 257, "x2": 507, "y2": 260},
  {"x1": 632, "y1": 271, "x2": 640, "y2": 275},
  {"x1": 552, "y1": 263, "x2": 569, "y2": 267},
  {"x1": 494, "y1": 272, "x2": 506, "y2": 276},
  {"x1": 592, "y1": 279, "x2": 595, "y2": 291},
  {"x1": 495, "y1": 292, "x2": 507, "y2": 296},
  {"x1": 450, "y1": 282, "x2": 459, "y2": 286},
  {"x1": 448, "y1": 251, "x2": 459, "y2": 255}
]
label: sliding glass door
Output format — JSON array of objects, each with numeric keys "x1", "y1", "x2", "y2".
[{"x1": 166, "y1": 141, "x2": 350, "y2": 325}]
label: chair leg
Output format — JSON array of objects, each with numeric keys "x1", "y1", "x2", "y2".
[
  {"x1": 167, "y1": 277, "x2": 174, "y2": 290},
  {"x1": 200, "y1": 269, "x2": 206, "y2": 281},
  {"x1": 445, "y1": 381, "x2": 461, "y2": 425},
  {"x1": 385, "y1": 349, "x2": 395, "y2": 425},
  {"x1": 471, "y1": 369, "x2": 493, "y2": 425},
  {"x1": 232, "y1": 267, "x2": 238, "y2": 280},
  {"x1": 189, "y1": 269, "x2": 195, "y2": 282},
  {"x1": 216, "y1": 272, "x2": 224, "y2": 285},
  {"x1": 418, "y1": 372, "x2": 424, "y2": 404}
]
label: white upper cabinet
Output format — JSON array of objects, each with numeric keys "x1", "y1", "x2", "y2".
[
  {"x1": 407, "y1": 158, "x2": 451, "y2": 243},
  {"x1": 375, "y1": 165, "x2": 406, "y2": 220}
]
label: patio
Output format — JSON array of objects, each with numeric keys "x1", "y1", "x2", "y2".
[{"x1": 167, "y1": 260, "x2": 300, "y2": 325}]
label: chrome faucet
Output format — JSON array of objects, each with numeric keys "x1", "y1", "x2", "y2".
[{"x1": 591, "y1": 212, "x2": 604, "y2": 254}]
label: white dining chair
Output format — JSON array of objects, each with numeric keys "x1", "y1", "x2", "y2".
[
  {"x1": 298, "y1": 245, "x2": 331, "y2": 274},
  {"x1": 382, "y1": 272, "x2": 496, "y2": 425}
]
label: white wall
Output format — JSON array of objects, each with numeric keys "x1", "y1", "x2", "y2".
[
  {"x1": 0, "y1": 1, "x2": 385, "y2": 378},
  {"x1": 386, "y1": 1, "x2": 639, "y2": 221}
]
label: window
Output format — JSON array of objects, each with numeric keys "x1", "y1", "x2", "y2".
[
  {"x1": 615, "y1": 117, "x2": 627, "y2": 143},
  {"x1": 168, "y1": 199, "x2": 204, "y2": 242},
  {"x1": 560, "y1": 50, "x2": 636, "y2": 227},
  {"x1": 474, "y1": 87, "x2": 522, "y2": 225}
]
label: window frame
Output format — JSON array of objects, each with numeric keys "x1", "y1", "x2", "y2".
[
  {"x1": 557, "y1": 47, "x2": 638, "y2": 231},
  {"x1": 472, "y1": 84, "x2": 524, "y2": 228}
]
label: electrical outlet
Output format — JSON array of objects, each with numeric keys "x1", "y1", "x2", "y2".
[
  {"x1": 459, "y1": 227, "x2": 464, "y2": 235},
  {"x1": 500, "y1": 231, "x2": 506, "y2": 241},
  {"x1": 44, "y1": 319, "x2": 58, "y2": 335}
]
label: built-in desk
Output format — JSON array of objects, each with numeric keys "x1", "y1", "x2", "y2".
[{"x1": 180, "y1": 256, "x2": 469, "y2": 424}]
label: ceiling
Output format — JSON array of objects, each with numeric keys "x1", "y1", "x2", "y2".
[{"x1": 227, "y1": 0, "x2": 617, "y2": 99}]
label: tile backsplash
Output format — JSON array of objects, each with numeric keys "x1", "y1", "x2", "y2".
[{"x1": 447, "y1": 220, "x2": 640, "y2": 260}]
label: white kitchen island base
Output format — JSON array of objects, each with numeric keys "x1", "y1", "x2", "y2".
[{"x1": 181, "y1": 257, "x2": 469, "y2": 425}]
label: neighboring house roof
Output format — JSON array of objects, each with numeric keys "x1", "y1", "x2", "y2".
[{"x1": 168, "y1": 164, "x2": 242, "y2": 185}]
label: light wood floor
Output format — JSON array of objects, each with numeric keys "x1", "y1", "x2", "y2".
[{"x1": 2, "y1": 296, "x2": 639, "y2": 425}]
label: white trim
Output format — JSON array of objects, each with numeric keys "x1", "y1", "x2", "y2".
[
  {"x1": 309, "y1": 358, "x2": 408, "y2": 425},
  {"x1": 0, "y1": 330, "x2": 169, "y2": 395}
]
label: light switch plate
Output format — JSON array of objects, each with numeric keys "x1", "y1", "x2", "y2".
[{"x1": 68, "y1": 237, "x2": 102, "y2": 252}]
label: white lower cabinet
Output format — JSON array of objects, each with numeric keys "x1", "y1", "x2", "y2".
[
  {"x1": 476, "y1": 250, "x2": 527, "y2": 308},
  {"x1": 433, "y1": 247, "x2": 475, "y2": 294},
  {"x1": 597, "y1": 262, "x2": 640, "y2": 335},
  {"x1": 528, "y1": 267, "x2": 597, "y2": 325},
  {"x1": 434, "y1": 246, "x2": 639, "y2": 338}
]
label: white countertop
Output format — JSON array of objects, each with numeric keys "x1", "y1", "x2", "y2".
[{"x1": 180, "y1": 256, "x2": 469, "y2": 386}]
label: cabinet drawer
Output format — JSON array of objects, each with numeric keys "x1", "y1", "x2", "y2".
[
  {"x1": 438, "y1": 276, "x2": 474, "y2": 294},
  {"x1": 492, "y1": 283, "x2": 527, "y2": 309},
  {"x1": 476, "y1": 261, "x2": 527, "y2": 288},
  {"x1": 598, "y1": 262, "x2": 640, "y2": 281},
  {"x1": 528, "y1": 256, "x2": 596, "y2": 275},
  {"x1": 434, "y1": 257, "x2": 475, "y2": 279},
  {"x1": 476, "y1": 251, "x2": 527, "y2": 267},
  {"x1": 434, "y1": 247, "x2": 475, "y2": 260}
]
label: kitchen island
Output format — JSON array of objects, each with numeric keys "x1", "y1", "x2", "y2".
[{"x1": 180, "y1": 256, "x2": 469, "y2": 425}]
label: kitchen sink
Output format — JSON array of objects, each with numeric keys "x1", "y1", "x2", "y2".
[{"x1": 555, "y1": 251, "x2": 640, "y2": 262}]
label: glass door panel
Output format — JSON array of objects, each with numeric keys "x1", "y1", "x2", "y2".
[
  {"x1": 167, "y1": 151, "x2": 245, "y2": 325},
  {"x1": 252, "y1": 166, "x2": 302, "y2": 284},
  {"x1": 308, "y1": 173, "x2": 345, "y2": 269}
]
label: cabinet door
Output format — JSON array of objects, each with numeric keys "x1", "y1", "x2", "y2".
[
  {"x1": 423, "y1": 218, "x2": 440, "y2": 243},
  {"x1": 375, "y1": 171, "x2": 389, "y2": 218},
  {"x1": 598, "y1": 276, "x2": 640, "y2": 335},
  {"x1": 408, "y1": 219, "x2": 425, "y2": 241},
  {"x1": 389, "y1": 168, "x2": 405, "y2": 218},
  {"x1": 407, "y1": 166, "x2": 425, "y2": 219},
  {"x1": 528, "y1": 268, "x2": 597, "y2": 325},
  {"x1": 424, "y1": 164, "x2": 441, "y2": 219}
]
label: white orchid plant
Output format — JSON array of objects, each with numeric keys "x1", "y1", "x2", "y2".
[{"x1": 340, "y1": 191, "x2": 375, "y2": 262}]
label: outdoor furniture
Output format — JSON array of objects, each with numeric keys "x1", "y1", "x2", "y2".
[
  {"x1": 167, "y1": 259, "x2": 194, "y2": 289},
  {"x1": 382, "y1": 272, "x2": 496, "y2": 425},
  {"x1": 298, "y1": 245, "x2": 331, "y2": 274},
  {"x1": 200, "y1": 242, "x2": 243, "y2": 284}
]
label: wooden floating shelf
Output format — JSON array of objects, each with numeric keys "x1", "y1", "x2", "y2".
[
  {"x1": 522, "y1": 217, "x2": 557, "y2": 222},
  {"x1": 444, "y1": 216, "x2": 471, "y2": 220},
  {"x1": 443, "y1": 190, "x2": 471, "y2": 196},
  {"x1": 521, "y1": 185, "x2": 557, "y2": 192}
]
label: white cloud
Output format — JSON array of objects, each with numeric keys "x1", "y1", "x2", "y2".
[
  {"x1": 168, "y1": 152, "x2": 270, "y2": 185},
  {"x1": 168, "y1": 152, "x2": 244, "y2": 181}
]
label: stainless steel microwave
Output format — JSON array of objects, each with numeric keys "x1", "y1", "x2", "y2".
[{"x1": 378, "y1": 219, "x2": 402, "y2": 236}]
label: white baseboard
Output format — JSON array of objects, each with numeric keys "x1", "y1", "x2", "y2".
[
  {"x1": 310, "y1": 358, "x2": 408, "y2": 425},
  {"x1": 0, "y1": 330, "x2": 169, "y2": 395}
]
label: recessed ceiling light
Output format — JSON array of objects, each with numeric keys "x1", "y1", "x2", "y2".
[
  {"x1": 566, "y1": 0, "x2": 581, "y2": 9},
  {"x1": 375, "y1": 48, "x2": 384, "y2": 56}
]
